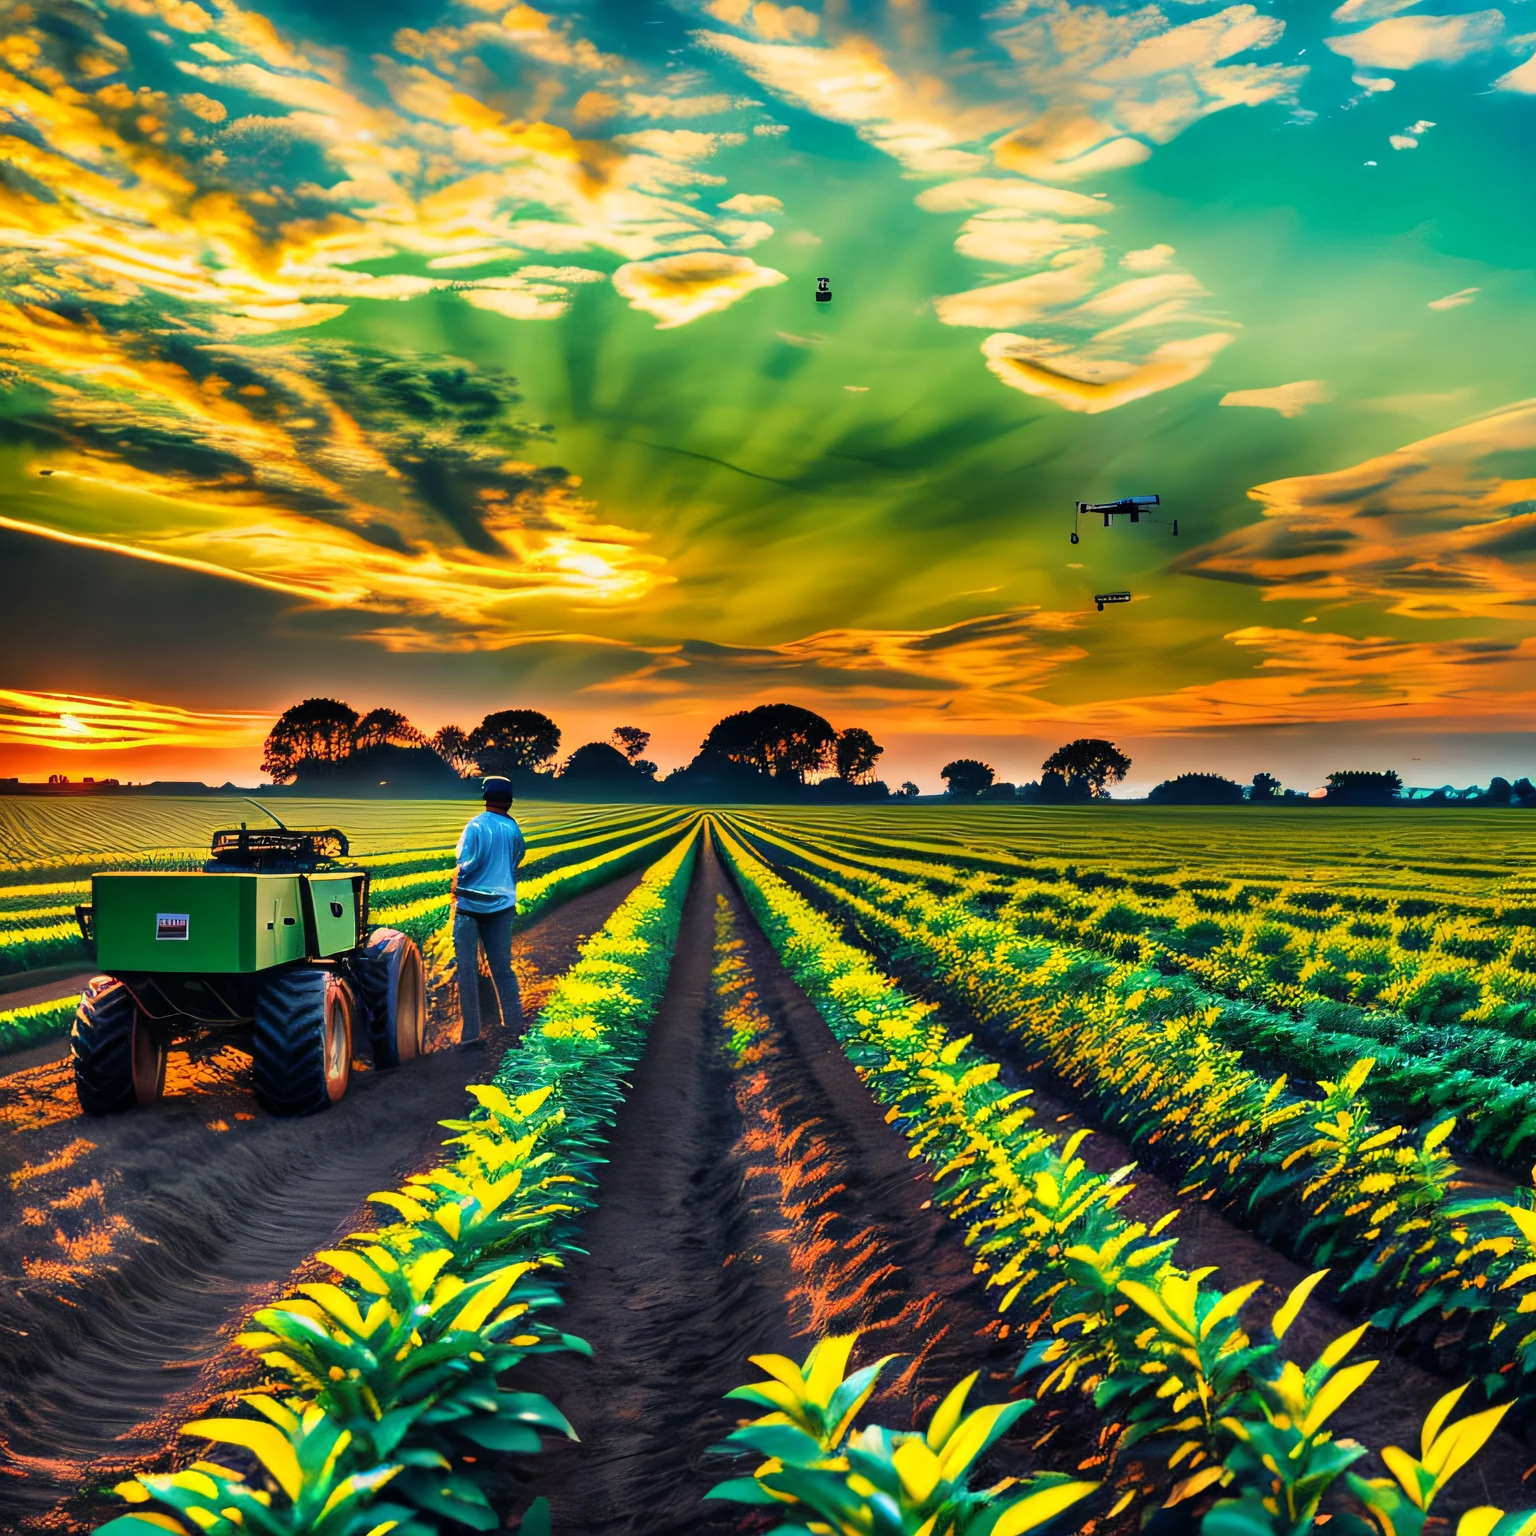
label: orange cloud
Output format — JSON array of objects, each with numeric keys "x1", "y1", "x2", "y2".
[
  {"x1": 0, "y1": 689, "x2": 272, "y2": 752},
  {"x1": 1056, "y1": 627, "x2": 1536, "y2": 731},
  {"x1": 1178, "y1": 397, "x2": 1536, "y2": 616},
  {"x1": 611, "y1": 251, "x2": 787, "y2": 328}
]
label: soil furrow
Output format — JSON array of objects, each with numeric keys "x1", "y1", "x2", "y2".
[
  {"x1": 0, "y1": 869, "x2": 644, "y2": 1531},
  {"x1": 510, "y1": 836, "x2": 1026, "y2": 1536}
]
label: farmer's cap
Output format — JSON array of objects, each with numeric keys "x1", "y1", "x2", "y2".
[{"x1": 481, "y1": 775, "x2": 514, "y2": 801}]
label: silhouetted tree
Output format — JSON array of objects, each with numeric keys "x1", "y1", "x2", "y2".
[
  {"x1": 469, "y1": 709, "x2": 561, "y2": 777},
  {"x1": 1038, "y1": 769, "x2": 1092, "y2": 803},
  {"x1": 353, "y1": 708, "x2": 426, "y2": 751},
  {"x1": 834, "y1": 727, "x2": 884, "y2": 784},
  {"x1": 941, "y1": 759, "x2": 994, "y2": 799},
  {"x1": 431, "y1": 725, "x2": 474, "y2": 775},
  {"x1": 897, "y1": 781, "x2": 920, "y2": 799},
  {"x1": 1482, "y1": 776, "x2": 1515, "y2": 806},
  {"x1": 979, "y1": 781, "x2": 1017, "y2": 801},
  {"x1": 1148, "y1": 772, "x2": 1246, "y2": 805},
  {"x1": 612, "y1": 726, "x2": 651, "y2": 763},
  {"x1": 702, "y1": 704, "x2": 837, "y2": 783},
  {"x1": 262, "y1": 698, "x2": 360, "y2": 784},
  {"x1": 1324, "y1": 770, "x2": 1402, "y2": 805},
  {"x1": 1250, "y1": 771, "x2": 1281, "y2": 802},
  {"x1": 562, "y1": 741, "x2": 651, "y2": 785},
  {"x1": 1041, "y1": 739, "x2": 1131, "y2": 797}
]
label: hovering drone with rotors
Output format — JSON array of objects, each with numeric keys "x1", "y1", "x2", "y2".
[{"x1": 1070, "y1": 495, "x2": 1177, "y2": 544}]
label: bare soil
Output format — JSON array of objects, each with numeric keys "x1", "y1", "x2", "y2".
[
  {"x1": 504, "y1": 837, "x2": 1041, "y2": 1536},
  {"x1": 0, "y1": 869, "x2": 644, "y2": 1531}
]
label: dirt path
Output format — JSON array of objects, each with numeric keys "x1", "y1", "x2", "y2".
[
  {"x1": 0, "y1": 869, "x2": 644, "y2": 1531},
  {"x1": 509, "y1": 837, "x2": 1028, "y2": 1535}
]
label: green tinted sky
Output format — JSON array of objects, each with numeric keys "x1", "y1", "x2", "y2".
[{"x1": 2, "y1": 0, "x2": 1535, "y2": 789}]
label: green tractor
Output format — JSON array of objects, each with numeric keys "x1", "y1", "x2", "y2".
[{"x1": 71, "y1": 823, "x2": 426, "y2": 1116}]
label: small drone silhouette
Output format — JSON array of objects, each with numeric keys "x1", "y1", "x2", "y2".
[
  {"x1": 815, "y1": 277, "x2": 831, "y2": 304},
  {"x1": 1070, "y1": 495, "x2": 1176, "y2": 544},
  {"x1": 1094, "y1": 591, "x2": 1132, "y2": 613}
]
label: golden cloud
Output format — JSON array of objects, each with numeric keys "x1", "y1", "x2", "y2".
[
  {"x1": 0, "y1": 689, "x2": 272, "y2": 752},
  {"x1": 1055, "y1": 627, "x2": 1536, "y2": 731},
  {"x1": 981, "y1": 330, "x2": 1232, "y2": 414},
  {"x1": 610, "y1": 251, "x2": 787, "y2": 328},
  {"x1": 587, "y1": 607, "x2": 1089, "y2": 718},
  {"x1": 1177, "y1": 397, "x2": 1536, "y2": 617}
]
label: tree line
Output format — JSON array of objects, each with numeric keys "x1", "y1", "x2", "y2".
[
  {"x1": 261, "y1": 702, "x2": 1536, "y2": 806},
  {"x1": 259, "y1": 698, "x2": 901, "y2": 801}
]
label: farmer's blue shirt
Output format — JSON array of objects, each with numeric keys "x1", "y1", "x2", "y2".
[{"x1": 454, "y1": 811, "x2": 525, "y2": 914}]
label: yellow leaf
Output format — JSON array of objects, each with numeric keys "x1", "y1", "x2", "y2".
[
  {"x1": 369, "y1": 1191, "x2": 429, "y2": 1223},
  {"x1": 1420, "y1": 1385, "x2": 1470, "y2": 1460},
  {"x1": 1457, "y1": 1509, "x2": 1504, "y2": 1536},
  {"x1": 448, "y1": 1265, "x2": 534, "y2": 1335},
  {"x1": 1198, "y1": 1280, "x2": 1263, "y2": 1342},
  {"x1": 1301, "y1": 1360, "x2": 1378, "y2": 1437},
  {"x1": 925, "y1": 1373, "x2": 978, "y2": 1453},
  {"x1": 937, "y1": 1402, "x2": 1015, "y2": 1484},
  {"x1": 317, "y1": 1250, "x2": 391, "y2": 1296},
  {"x1": 113, "y1": 1480, "x2": 151, "y2": 1503},
  {"x1": 806, "y1": 1336, "x2": 858, "y2": 1409},
  {"x1": 1165, "y1": 1465, "x2": 1226, "y2": 1507},
  {"x1": 1317, "y1": 1323, "x2": 1371, "y2": 1371},
  {"x1": 295, "y1": 1284, "x2": 367, "y2": 1338},
  {"x1": 1272, "y1": 1270, "x2": 1328, "y2": 1341},
  {"x1": 1118, "y1": 1278, "x2": 1196, "y2": 1345},
  {"x1": 748, "y1": 1353, "x2": 809, "y2": 1397},
  {"x1": 181, "y1": 1419, "x2": 301, "y2": 1503},
  {"x1": 892, "y1": 1437, "x2": 943, "y2": 1504},
  {"x1": 114, "y1": 1516, "x2": 191, "y2": 1533},
  {"x1": 991, "y1": 1480, "x2": 1099, "y2": 1536},
  {"x1": 1423, "y1": 1405, "x2": 1514, "y2": 1492},
  {"x1": 1381, "y1": 1446, "x2": 1428, "y2": 1509},
  {"x1": 405, "y1": 1249, "x2": 454, "y2": 1299}
]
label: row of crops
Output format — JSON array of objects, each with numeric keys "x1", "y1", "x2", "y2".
[
  {"x1": 89, "y1": 811, "x2": 1536, "y2": 1534},
  {"x1": 0, "y1": 805, "x2": 695, "y2": 1055}
]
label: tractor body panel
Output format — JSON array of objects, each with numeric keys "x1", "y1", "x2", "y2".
[
  {"x1": 307, "y1": 873, "x2": 365, "y2": 957},
  {"x1": 92, "y1": 872, "x2": 307, "y2": 974}
]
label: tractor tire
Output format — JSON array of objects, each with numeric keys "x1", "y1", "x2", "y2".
[
  {"x1": 72, "y1": 977, "x2": 166, "y2": 1115},
  {"x1": 251, "y1": 966, "x2": 355, "y2": 1117},
  {"x1": 360, "y1": 927, "x2": 425, "y2": 1069}
]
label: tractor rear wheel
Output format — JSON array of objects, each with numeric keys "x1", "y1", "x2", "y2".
[
  {"x1": 72, "y1": 977, "x2": 166, "y2": 1115},
  {"x1": 251, "y1": 966, "x2": 354, "y2": 1116},
  {"x1": 360, "y1": 927, "x2": 425, "y2": 1068}
]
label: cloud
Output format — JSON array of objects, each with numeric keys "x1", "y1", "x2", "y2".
[
  {"x1": 589, "y1": 607, "x2": 1087, "y2": 715},
  {"x1": 1429, "y1": 286, "x2": 1480, "y2": 309},
  {"x1": 1176, "y1": 397, "x2": 1536, "y2": 617},
  {"x1": 982, "y1": 330, "x2": 1232, "y2": 413},
  {"x1": 1051, "y1": 627, "x2": 1536, "y2": 730},
  {"x1": 0, "y1": 689, "x2": 272, "y2": 752},
  {"x1": 718, "y1": 192, "x2": 783, "y2": 213},
  {"x1": 935, "y1": 252, "x2": 1105, "y2": 328},
  {"x1": 610, "y1": 251, "x2": 787, "y2": 327},
  {"x1": 1325, "y1": 12, "x2": 1504, "y2": 69},
  {"x1": 0, "y1": 314, "x2": 671, "y2": 644},
  {"x1": 1220, "y1": 380, "x2": 1331, "y2": 417},
  {"x1": 1332, "y1": 0, "x2": 1424, "y2": 18},
  {"x1": 1495, "y1": 50, "x2": 1536, "y2": 91}
]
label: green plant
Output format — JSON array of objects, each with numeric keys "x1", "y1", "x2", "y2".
[{"x1": 708, "y1": 1335, "x2": 1098, "y2": 1536}]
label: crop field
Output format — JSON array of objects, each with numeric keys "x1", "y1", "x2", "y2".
[{"x1": 3, "y1": 802, "x2": 1536, "y2": 1536}]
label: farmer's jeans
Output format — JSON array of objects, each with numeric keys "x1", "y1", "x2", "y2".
[{"x1": 453, "y1": 906, "x2": 522, "y2": 1042}]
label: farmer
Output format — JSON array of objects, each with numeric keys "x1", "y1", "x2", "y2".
[{"x1": 450, "y1": 775, "x2": 526, "y2": 1052}]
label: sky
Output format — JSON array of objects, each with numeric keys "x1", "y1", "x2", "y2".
[{"x1": 2, "y1": 0, "x2": 1536, "y2": 793}]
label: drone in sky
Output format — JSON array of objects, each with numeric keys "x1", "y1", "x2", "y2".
[
  {"x1": 1070, "y1": 495, "x2": 1177, "y2": 544},
  {"x1": 1094, "y1": 591, "x2": 1132, "y2": 613}
]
